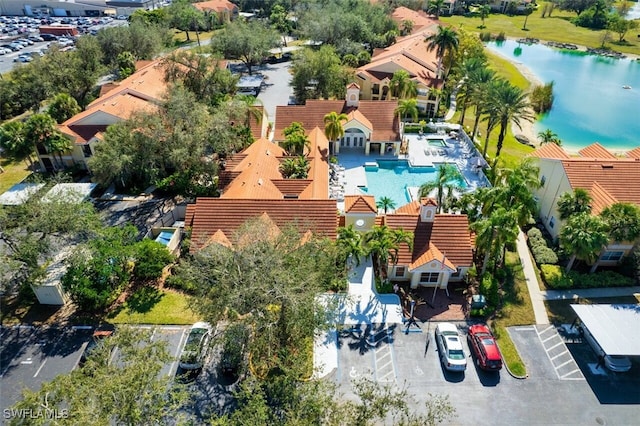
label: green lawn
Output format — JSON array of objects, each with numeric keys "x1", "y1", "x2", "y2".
[
  {"x1": 0, "y1": 157, "x2": 32, "y2": 195},
  {"x1": 492, "y1": 251, "x2": 537, "y2": 377},
  {"x1": 108, "y1": 287, "x2": 201, "y2": 325},
  {"x1": 441, "y1": 2, "x2": 640, "y2": 57}
]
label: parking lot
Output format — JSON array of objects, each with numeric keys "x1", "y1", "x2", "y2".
[{"x1": 333, "y1": 322, "x2": 640, "y2": 426}]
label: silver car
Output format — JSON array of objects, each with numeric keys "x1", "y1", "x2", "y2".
[
  {"x1": 435, "y1": 322, "x2": 467, "y2": 372},
  {"x1": 179, "y1": 322, "x2": 212, "y2": 370}
]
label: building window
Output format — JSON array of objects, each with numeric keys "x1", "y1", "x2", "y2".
[
  {"x1": 37, "y1": 143, "x2": 48, "y2": 155},
  {"x1": 419, "y1": 272, "x2": 439, "y2": 283},
  {"x1": 82, "y1": 145, "x2": 92, "y2": 158},
  {"x1": 395, "y1": 266, "x2": 406, "y2": 277},
  {"x1": 372, "y1": 84, "x2": 380, "y2": 95},
  {"x1": 417, "y1": 88, "x2": 428, "y2": 96},
  {"x1": 540, "y1": 176, "x2": 546, "y2": 187},
  {"x1": 451, "y1": 268, "x2": 461, "y2": 278},
  {"x1": 601, "y1": 251, "x2": 624, "y2": 261},
  {"x1": 549, "y1": 216, "x2": 555, "y2": 229}
]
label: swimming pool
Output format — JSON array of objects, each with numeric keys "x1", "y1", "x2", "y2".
[
  {"x1": 361, "y1": 160, "x2": 466, "y2": 208},
  {"x1": 427, "y1": 138, "x2": 447, "y2": 147}
]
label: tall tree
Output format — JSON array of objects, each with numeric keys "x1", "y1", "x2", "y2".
[
  {"x1": 10, "y1": 327, "x2": 188, "y2": 425},
  {"x1": 336, "y1": 224, "x2": 365, "y2": 267},
  {"x1": 485, "y1": 79, "x2": 533, "y2": 158},
  {"x1": 168, "y1": 0, "x2": 205, "y2": 43},
  {"x1": 290, "y1": 45, "x2": 350, "y2": 102},
  {"x1": 395, "y1": 98, "x2": 419, "y2": 124},
  {"x1": 522, "y1": 3, "x2": 535, "y2": 30},
  {"x1": 479, "y1": 5, "x2": 491, "y2": 28},
  {"x1": 537, "y1": 128, "x2": 561, "y2": 145},
  {"x1": 376, "y1": 196, "x2": 396, "y2": 214},
  {"x1": 47, "y1": 93, "x2": 81, "y2": 124},
  {"x1": 557, "y1": 188, "x2": 592, "y2": 220},
  {"x1": 600, "y1": 202, "x2": 640, "y2": 243},
  {"x1": 426, "y1": 0, "x2": 446, "y2": 19},
  {"x1": 424, "y1": 26, "x2": 459, "y2": 80},
  {"x1": 389, "y1": 70, "x2": 417, "y2": 100},
  {"x1": 210, "y1": 20, "x2": 280, "y2": 75},
  {"x1": 560, "y1": 212, "x2": 609, "y2": 272},
  {"x1": 469, "y1": 67, "x2": 496, "y2": 141},
  {"x1": 270, "y1": 4, "x2": 292, "y2": 47},
  {"x1": 455, "y1": 56, "x2": 487, "y2": 125},
  {"x1": 0, "y1": 121, "x2": 34, "y2": 167},
  {"x1": 418, "y1": 164, "x2": 463, "y2": 213},
  {"x1": 472, "y1": 207, "x2": 519, "y2": 274},
  {"x1": 323, "y1": 111, "x2": 347, "y2": 155},
  {"x1": 24, "y1": 113, "x2": 70, "y2": 169},
  {"x1": 364, "y1": 225, "x2": 413, "y2": 280}
]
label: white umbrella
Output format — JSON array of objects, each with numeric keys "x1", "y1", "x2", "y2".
[{"x1": 472, "y1": 157, "x2": 484, "y2": 168}]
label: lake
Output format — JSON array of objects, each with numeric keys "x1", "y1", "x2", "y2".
[{"x1": 487, "y1": 40, "x2": 640, "y2": 152}]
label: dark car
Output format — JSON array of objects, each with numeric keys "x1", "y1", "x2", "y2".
[
  {"x1": 80, "y1": 330, "x2": 114, "y2": 365},
  {"x1": 219, "y1": 323, "x2": 249, "y2": 377},
  {"x1": 467, "y1": 324, "x2": 503, "y2": 371},
  {"x1": 40, "y1": 33, "x2": 58, "y2": 41}
]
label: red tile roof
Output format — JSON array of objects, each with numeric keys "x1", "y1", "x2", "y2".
[
  {"x1": 578, "y1": 143, "x2": 617, "y2": 159},
  {"x1": 187, "y1": 198, "x2": 338, "y2": 250},
  {"x1": 390, "y1": 7, "x2": 440, "y2": 33},
  {"x1": 561, "y1": 159, "x2": 640, "y2": 206},
  {"x1": 625, "y1": 147, "x2": 640, "y2": 159},
  {"x1": 274, "y1": 100, "x2": 399, "y2": 142},
  {"x1": 529, "y1": 143, "x2": 570, "y2": 159},
  {"x1": 384, "y1": 214, "x2": 473, "y2": 269},
  {"x1": 344, "y1": 195, "x2": 377, "y2": 213},
  {"x1": 589, "y1": 181, "x2": 618, "y2": 215},
  {"x1": 193, "y1": 0, "x2": 238, "y2": 13}
]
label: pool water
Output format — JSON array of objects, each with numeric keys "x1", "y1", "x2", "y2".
[
  {"x1": 487, "y1": 40, "x2": 640, "y2": 151},
  {"x1": 427, "y1": 138, "x2": 447, "y2": 147},
  {"x1": 362, "y1": 160, "x2": 465, "y2": 208},
  {"x1": 155, "y1": 230, "x2": 175, "y2": 246}
]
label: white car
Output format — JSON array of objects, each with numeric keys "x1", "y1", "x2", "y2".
[
  {"x1": 580, "y1": 325, "x2": 632, "y2": 373},
  {"x1": 435, "y1": 322, "x2": 467, "y2": 372},
  {"x1": 179, "y1": 322, "x2": 212, "y2": 370}
]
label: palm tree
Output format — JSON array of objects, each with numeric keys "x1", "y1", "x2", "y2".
[
  {"x1": 376, "y1": 196, "x2": 396, "y2": 214},
  {"x1": 455, "y1": 57, "x2": 487, "y2": 126},
  {"x1": 235, "y1": 94, "x2": 264, "y2": 128},
  {"x1": 472, "y1": 207, "x2": 519, "y2": 274},
  {"x1": 418, "y1": 164, "x2": 463, "y2": 213},
  {"x1": 389, "y1": 70, "x2": 417, "y2": 100},
  {"x1": 600, "y1": 202, "x2": 640, "y2": 243},
  {"x1": 0, "y1": 121, "x2": 35, "y2": 168},
  {"x1": 425, "y1": 26, "x2": 459, "y2": 80},
  {"x1": 485, "y1": 79, "x2": 533, "y2": 158},
  {"x1": 560, "y1": 212, "x2": 609, "y2": 273},
  {"x1": 279, "y1": 156, "x2": 309, "y2": 179},
  {"x1": 364, "y1": 226, "x2": 413, "y2": 280},
  {"x1": 395, "y1": 98, "x2": 419, "y2": 125},
  {"x1": 468, "y1": 68, "x2": 496, "y2": 141},
  {"x1": 557, "y1": 188, "x2": 592, "y2": 220},
  {"x1": 426, "y1": 0, "x2": 446, "y2": 19},
  {"x1": 492, "y1": 159, "x2": 541, "y2": 228},
  {"x1": 24, "y1": 113, "x2": 71, "y2": 170},
  {"x1": 522, "y1": 3, "x2": 535, "y2": 30},
  {"x1": 479, "y1": 5, "x2": 491, "y2": 29},
  {"x1": 323, "y1": 111, "x2": 347, "y2": 155},
  {"x1": 282, "y1": 122, "x2": 310, "y2": 155},
  {"x1": 537, "y1": 129, "x2": 561, "y2": 146},
  {"x1": 336, "y1": 225, "x2": 365, "y2": 267}
]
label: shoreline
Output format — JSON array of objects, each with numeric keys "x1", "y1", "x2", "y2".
[{"x1": 491, "y1": 39, "x2": 638, "y2": 156}]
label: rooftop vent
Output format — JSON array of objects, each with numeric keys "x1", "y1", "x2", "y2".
[
  {"x1": 283, "y1": 194, "x2": 298, "y2": 199},
  {"x1": 601, "y1": 164, "x2": 614, "y2": 169}
]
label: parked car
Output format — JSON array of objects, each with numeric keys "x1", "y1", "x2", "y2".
[
  {"x1": 0, "y1": 47, "x2": 8, "y2": 54},
  {"x1": 40, "y1": 33, "x2": 58, "y2": 41},
  {"x1": 435, "y1": 322, "x2": 467, "y2": 372},
  {"x1": 467, "y1": 324, "x2": 503, "y2": 371},
  {"x1": 80, "y1": 330, "x2": 115, "y2": 365},
  {"x1": 16, "y1": 38, "x2": 34, "y2": 45},
  {"x1": 580, "y1": 324, "x2": 632, "y2": 372},
  {"x1": 28, "y1": 35, "x2": 44, "y2": 42},
  {"x1": 14, "y1": 55, "x2": 32, "y2": 63},
  {"x1": 179, "y1": 322, "x2": 212, "y2": 370},
  {"x1": 219, "y1": 323, "x2": 249, "y2": 377}
]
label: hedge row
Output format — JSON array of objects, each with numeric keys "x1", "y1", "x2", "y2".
[
  {"x1": 527, "y1": 228, "x2": 558, "y2": 265},
  {"x1": 540, "y1": 264, "x2": 635, "y2": 289}
]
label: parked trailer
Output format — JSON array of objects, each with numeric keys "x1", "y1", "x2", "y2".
[{"x1": 39, "y1": 25, "x2": 79, "y2": 36}]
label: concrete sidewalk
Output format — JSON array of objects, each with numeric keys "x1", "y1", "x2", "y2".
[
  {"x1": 542, "y1": 286, "x2": 640, "y2": 301},
  {"x1": 516, "y1": 230, "x2": 550, "y2": 325}
]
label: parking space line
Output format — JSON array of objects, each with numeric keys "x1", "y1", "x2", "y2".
[
  {"x1": 560, "y1": 369, "x2": 582, "y2": 379},
  {"x1": 550, "y1": 350, "x2": 569, "y2": 361},
  {"x1": 33, "y1": 359, "x2": 47, "y2": 377},
  {"x1": 542, "y1": 334, "x2": 560, "y2": 343},
  {"x1": 547, "y1": 341, "x2": 564, "y2": 351},
  {"x1": 0, "y1": 330, "x2": 34, "y2": 377},
  {"x1": 168, "y1": 328, "x2": 188, "y2": 377},
  {"x1": 555, "y1": 358, "x2": 574, "y2": 369}
]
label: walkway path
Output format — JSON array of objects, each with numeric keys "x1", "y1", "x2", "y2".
[
  {"x1": 443, "y1": 79, "x2": 464, "y2": 121},
  {"x1": 516, "y1": 230, "x2": 550, "y2": 325}
]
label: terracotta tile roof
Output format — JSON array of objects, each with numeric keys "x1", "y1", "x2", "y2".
[
  {"x1": 625, "y1": 147, "x2": 640, "y2": 159},
  {"x1": 301, "y1": 127, "x2": 330, "y2": 199},
  {"x1": 589, "y1": 181, "x2": 618, "y2": 215},
  {"x1": 92, "y1": 60, "x2": 168, "y2": 105},
  {"x1": 274, "y1": 100, "x2": 399, "y2": 142},
  {"x1": 409, "y1": 243, "x2": 456, "y2": 271},
  {"x1": 529, "y1": 143, "x2": 571, "y2": 159},
  {"x1": 578, "y1": 143, "x2": 617, "y2": 159},
  {"x1": 394, "y1": 200, "x2": 420, "y2": 214},
  {"x1": 384, "y1": 214, "x2": 473, "y2": 269},
  {"x1": 346, "y1": 109, "x2": 373, "y2": 130},
  {"x1": 562, "y1": 159, "x2": 640, "y2": 206},
  {"x1": 344, "y1": 195, "x2": 377, "y2": 213},
  {"x1": 193, "y1": 0, "x2": 238, "y2": 13},
  {"x1": 271, "y1": 179, "x2": 313, "y2": 196},
  {"x1": 187, "y1": 198, "x2": 338, "y2": 250},
  {"x1": 391, "y1": 7, "x2": 440, "y2": 33},
  {"x1": 204, "y1": 229, "x2": 233, "y2": 249},
  {"x1": 248, "y1": 105, "x2": 266, "y2": 140}
]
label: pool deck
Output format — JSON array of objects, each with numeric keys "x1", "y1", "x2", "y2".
[{"x1": 333, "y1": 128, "x2": 490, "y2": 212}]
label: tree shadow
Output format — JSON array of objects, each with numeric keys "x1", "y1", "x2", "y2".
[{"x1": 124, "y1": 286, "x2": 164, "y2": 314}]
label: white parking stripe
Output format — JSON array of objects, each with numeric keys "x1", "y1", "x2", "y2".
[
  {"x1": 555, "y1": 358, "x2": 574, "y2": 369},
  {"x1": 547, "y1": 341, "x2": 565, "y2": 351},
  {"x1": 168, "y1": 328, "x2": 188, "y2": 377},
  {"x1": 33, "y1": 359, "x2": 47, "y2": 377},
  {"x1": 550, "y1": 350, "x2": 569, "y2": 360}
]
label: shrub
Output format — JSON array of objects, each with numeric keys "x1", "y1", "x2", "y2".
[
  {"x1": 540, "y1": 264, "x2": 572, "y2": 289},
  {"x1": 531, "y1": 245, "x2": 558, "y2": 265},
  {"x1": 164, "y1": 274, "x2": 197, "y2": 293},
  {"x1": 480, "y1": 273, "x2": 499, "y2": 311},
  {"x1": 496, "y1": 32, "x2": 506, "y2": 41},
  {"x1": 479, "y1": 32, "x2": 492, "y2": 42},
  {"x1": 375, "y1": 278, "x2": 394, "y2": 294},
  {"x1": 540, "y1": 265, "x2": 635, "y2": 289},
  {"x1": 526, "y1": 227, "x2": 543, "y2": 241},
  {"x1": 132, "y1": 239, "x2": 175, "y2": 280}
]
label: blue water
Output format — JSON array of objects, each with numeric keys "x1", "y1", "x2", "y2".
[
  {"x1": 155, "y1": 230, "x2": 174, "y2": 246},
  {"x1": 486, "y1": 40, "x2": 640, "y2": 151},
  {"x1": 363, "y1": 160, "x2": 465, "y2": 208}
]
